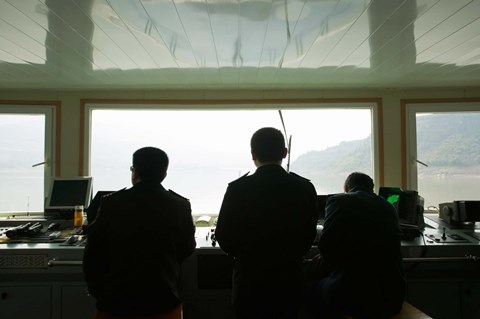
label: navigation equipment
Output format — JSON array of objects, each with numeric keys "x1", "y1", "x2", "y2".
[
  {"x1": 44, "y1": 177, "x2": 93, "y2": 219},
  {"x1": 439, "y1": 200, "x2": 480, "y2": 225},
  {"x1": 378, "y1": 187, "x2": 425, "y2": 230}
]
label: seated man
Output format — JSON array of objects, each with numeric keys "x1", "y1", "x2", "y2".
[{"x1": 308, "y1": 172, "x2": 405, "y2": 319}]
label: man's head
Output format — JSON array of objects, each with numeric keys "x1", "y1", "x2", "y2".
[
  {"x1": 250, "y1": 127, "x2": 287, "y2": 166},
  {"x1": 131, "y1": 147, "x2": 169, "y2": 184},
  {"x1": 344, "y1": 172, "x2": 374, "y2": 193}
]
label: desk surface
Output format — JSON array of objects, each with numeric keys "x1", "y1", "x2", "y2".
[{"x1": 1, "y1": 215, "x2": 480, "y2": 253}]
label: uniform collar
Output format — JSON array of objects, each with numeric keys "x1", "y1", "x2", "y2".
[
  {"x1": 348, "y1": 186, "x2": 374, "y2": 194},
  {"x1": 132, "y1": 180, "x2": 166, "y2": 191},
  {"x1": 255, "y1": 164, "x2": 286, "y2": 173}
]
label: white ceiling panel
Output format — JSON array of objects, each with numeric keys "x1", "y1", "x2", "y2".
[{"x1": 0, "y1": 0, "x2": 479, "y2": 90}]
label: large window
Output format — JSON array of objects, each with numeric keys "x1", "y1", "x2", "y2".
[
  {"x1": 0, "y1": 106, "x2": 54, "y2": 214},
  {"x1": 406, "y1": 102, "x2": 480, "y2": 209},
  {"x1": 87, "y1": 104, "x2": 377, "y2": 216}
]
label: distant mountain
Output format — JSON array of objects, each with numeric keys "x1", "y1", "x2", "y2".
[
  {"x1": 291, "y1": 138, "x2": 371, "y2": 176},
  {"x1": 416, "y1": 113, "x2": 480, "y2": 168},
  {"x1": 291, "y1": 113, "x2": 480, "y2": 176}
]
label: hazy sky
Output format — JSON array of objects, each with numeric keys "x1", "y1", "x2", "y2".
[
  {"x1": 92, "y1": 108, "x2": 372, "y2": 164},
  {"x1": 90, "y1": 108, "x2": 372, "y2": 213}
]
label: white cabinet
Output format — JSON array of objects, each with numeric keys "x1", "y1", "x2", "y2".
[
  {"x1": 460, "y1": 282, "x2": 480, "y2": 319},
  {"x1": 61, "y1": 285, "x2": 96, "y2": 319},
  {"x1": 406, "y1": 281, "x2": 480, "y2": 319},
  {"x1": 0, "y1": 283, "x2": 95, "y2": 319},
  {"x1": 0, "y1": 285, "x2": 52, "y2": 319}
]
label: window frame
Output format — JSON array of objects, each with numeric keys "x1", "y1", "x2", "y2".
[
  {"x1": 80, "y1": 99, "x2": 383, "y2": 193},
  {"x1": 0, "y1": 101, "x2": 59, "y2": 215},
  {"x1": 403, "y1": 99, "x2": 480, "y2": 192}
]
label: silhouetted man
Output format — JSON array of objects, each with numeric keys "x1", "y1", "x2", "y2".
[
  {"x1": 215, "y1": 127, "x2": 318, "y2": 319},
  {"x1": 84, "y1": 146, "x2": 196, "y2": 319},
  {"x1": 308, "y1": 172, "x2": 405, "y2": 319}
]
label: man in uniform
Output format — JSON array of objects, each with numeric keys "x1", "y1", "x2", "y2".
[
  {"x1": 83, "y1": 146, "x2": 196, "y2": 319},
  {"x1": 215, "y1": 127, "x2": 318, "y2": 319},
  {"x1": 308, "y1": 172, "x2": 405, "y2": 319}
]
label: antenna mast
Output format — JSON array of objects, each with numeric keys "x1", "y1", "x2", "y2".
[{"x1": 278, "y1": 110, "x2": 292, "y2": 172}]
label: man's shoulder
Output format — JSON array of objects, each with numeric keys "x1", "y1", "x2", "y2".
[
  {"x1": 228, "y1": 172, "x2": 251, "y2": 186},
  {"x1": 331, "y1": 191, "x2": 389, "y2": 207},
  {"x1": 102, "y1": 188, "x2": 127, "y2": 200},
  {"x1": 166, "y1": 189, "x2": 191, "y2": 208},
  {"x1": 167, "y1": 189, "x2": 190, "y2": 202},
  {"x1": 288, "y1": 172, "x2": 316, "y2": 192},
  {"x1": 325, "y1": 192, "x2": 346, "y2": 204},
  {"x1": 96, "y1": 188, "x2": 129, "y2": 211},
  {"x1": 288, "y1": 171, "x2": 312, "y2": 182}
]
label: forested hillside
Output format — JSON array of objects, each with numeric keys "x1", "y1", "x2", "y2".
[{"x1": 291, "y1": 113, "x2": 480, "y2": 176}]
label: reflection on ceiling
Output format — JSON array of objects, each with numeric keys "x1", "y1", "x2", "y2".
[{"x1": 0, "y1": 0, "x2": 479, "y2": 89}]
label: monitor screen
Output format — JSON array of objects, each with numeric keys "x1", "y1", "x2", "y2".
[
  {"x1": 379, "y1": 187, "x2": 424, "y2": 228},
  {"x1": 378, "y1": 187, "x2": 402, "y2": 206},
  {"x1": 45, "y1": 177, "x2": 93, "y2": 213}
]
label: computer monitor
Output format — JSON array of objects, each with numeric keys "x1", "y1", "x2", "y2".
[
  {"x1": 44, "y1": 177, "x2": 93, "y2": 219},
  {"x1": 378, "y1": 187, "x2": 402, "y2": 206},
  {"x1": 378, "y1": 187, "x2": 424, "y2": 229}
]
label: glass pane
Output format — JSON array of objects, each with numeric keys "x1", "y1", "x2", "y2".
[
  {"x1": 91, "y1": 108, "x2": 372, "y2": 215},
  {"x1": 416, "y1": 112, "x2": 480, "y2": 209},
  {"x1": 0, "y1": 114, "x2": 45, "y2": 212}
]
